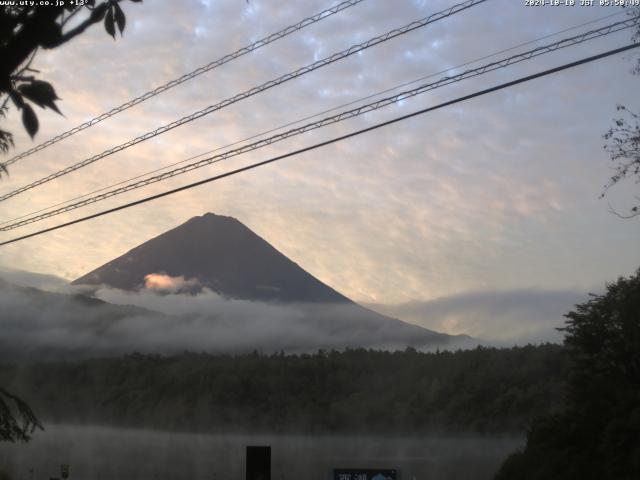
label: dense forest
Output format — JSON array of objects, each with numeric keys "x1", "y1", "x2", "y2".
[{"x1": 0, "y1": 344, "x2": 568, "y2": 435}]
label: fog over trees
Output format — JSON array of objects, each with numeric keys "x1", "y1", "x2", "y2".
[{"x1": 0, "y1": 345, "x2": 567, "y2": 435}]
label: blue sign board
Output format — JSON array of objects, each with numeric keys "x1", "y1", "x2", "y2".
[{"x1": 333, "y1": 469, "x2": 397, "y2": 480}]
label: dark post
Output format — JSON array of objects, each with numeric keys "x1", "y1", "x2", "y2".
[{"x1": 246, "y1": 445, "x2": 271, "y2": 480}]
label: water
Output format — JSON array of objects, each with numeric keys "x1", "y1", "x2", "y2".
[{"x1": 0, "y1": 425, "x2": 522, "y2": 480}]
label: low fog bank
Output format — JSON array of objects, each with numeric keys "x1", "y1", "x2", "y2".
[
  {"x1": 0, "y1": 424, "x2": 523, "y2": 480},
  {"x1": 0, "y1": 269, "x2": 472, "y2": 361},
  {"x1": 0, "y1": 267, "x2": 72, "y2": 293},
  {"x1": 0, "y1": 267, "x2": 590, "y2": 361},
  {"x1": 367, "y1": 287, "x2": 596, "y2": 345}
]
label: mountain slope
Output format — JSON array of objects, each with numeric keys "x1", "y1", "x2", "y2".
[
  {"x1": 74, "y1": 213, "x2": 349, "y2": 303},
  {"x1": 71, "y1": 213, "x2": 473, "y2": 350}
]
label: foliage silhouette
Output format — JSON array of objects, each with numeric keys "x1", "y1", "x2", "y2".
[
  {"x1": 0, "y1": 0, "x2": 142, "y2": 161},
  {"x1": 0, "y1": 387, "x2": 42, "y2": 443},
  {"x1": 495, "y1": 268, "x2": 640, "y2": 480},
  {"x1": 602, "y1": 8, "x2": 640, "y2": 218}
]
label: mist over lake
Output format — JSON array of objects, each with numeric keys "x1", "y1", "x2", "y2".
[{"x1": 0, "y1": 425, "x2": 523, "y2": 480}]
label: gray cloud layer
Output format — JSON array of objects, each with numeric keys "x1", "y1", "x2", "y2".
[
  {"x1": 0, "y1": 269, "x2": 473, "y2": 361},
  {"x1": 368, "y1": 287, "x2": 597, "y2": 344},
  {"x1": 0, "y1": 268, "x2": 592, "y2": 361}
]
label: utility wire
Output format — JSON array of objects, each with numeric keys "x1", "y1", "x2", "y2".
[
  {"x1": 1, "y1": 42, "x2": 637, "y2": 247},
  {"x1": 0, "y1": 0, "x2": 368, "y2": 168},
  {"x1": 1, "y1": 16, "x2": 636, "y2": 232},
  {"x1": 0, "y1": 0, "x2": 488, "y2": 203},
  {"x1": 1, "y1": 8, "x2": 625, "y2": 229}
]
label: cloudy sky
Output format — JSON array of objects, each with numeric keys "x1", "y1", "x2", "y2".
[{"x1": 0, "y1": 0, "x2": 638, "y2": 340}]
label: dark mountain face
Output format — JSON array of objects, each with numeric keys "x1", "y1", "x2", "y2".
[
  {"x1": 73, "y1": 213, "x2": 350, "y2": 303},
  {"x1": 70, "y1": 213, "x2": 473, "y2": 351}
]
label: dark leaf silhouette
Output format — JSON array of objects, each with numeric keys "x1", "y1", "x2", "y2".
[
  {"x1": 21, "y1": 104, "x2": 39, "y2": 138},
  {"x1": 0, "y1": 130, "x2": 13, "y2": 156},
  {"x1": 89, "y1": 4, "x2": 107, "y2": 22},
  {"x1": 38, "y1": 22, "x2": 63, "y2": 49},
  {"x1": 8, "y1": 90, "x2": 24, "y2": 109},
  {"x1": 18, "y1": 80, "x2": 62, "y2": 115},
  {"x1": 104, "y1": 7, "x2": 116, "y2": 39},
  {"x1": 114, "y1": 3, "x2": 126, "y2": 34}
]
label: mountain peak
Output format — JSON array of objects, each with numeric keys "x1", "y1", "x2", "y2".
[
  {"x1": 192, "y1": 212, "x2": 239, "y2": 223},
  {"x1": 73, "y1": 213, "x2": 350, "y2": 303},
  {"x1": 70, "y1": 213, "x2": 464, "y2": 350}
]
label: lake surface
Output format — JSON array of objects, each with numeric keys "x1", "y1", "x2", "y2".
[{"x1": 0, "y1": 425, "x2": 523, "y2": 480}]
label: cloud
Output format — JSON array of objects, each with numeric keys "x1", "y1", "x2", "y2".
[
  {"x1": 0, "y1": 272, "x2": 469, "y2": 361},
  {"x1": 143, "y1": 273, "x2": 201, "y2": 293},
  {"x1": 0, "y1": 266, "x2": 596, "y2": 358},
  {"x1": 0, "y1": 267, "x2": 69, "y2": 292},
  {"x1": 367, "y1": 287, "x2": 598, "y2": 345}
]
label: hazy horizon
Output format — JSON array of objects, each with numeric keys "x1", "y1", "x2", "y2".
[{"x1": 0, "y1": 262, "x2": 591, "y2": 347}]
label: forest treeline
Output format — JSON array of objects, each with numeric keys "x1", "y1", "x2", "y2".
[{"x1": 0, "y1": 345, "x2": 568, "y2": 434}]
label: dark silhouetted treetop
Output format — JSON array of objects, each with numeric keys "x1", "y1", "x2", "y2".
[
  {"x1": 0, "y1": 0, "x2": 142, "y2": 159},
  {"x1": 495, "y1": 268, "x2": 640, "y2": 480},
  {"x1": 603, "y1": 105, "x2": 640, "y2": 218},
  {"x1": 602, "y1": 7, "x2": 640, "y2": 218},
  {"x1": 0, "y1": 387, "x2": 42, "y2": 443}
]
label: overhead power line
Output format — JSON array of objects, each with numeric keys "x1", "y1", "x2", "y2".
[
  {"x1": 0, "y1": 8, "x2": 625, "y2": 229},
  {"x1": 1, "y1": 0, "x2": 368, "y2": 168},
  {"x1": 1, "y1": 16, "x2": 636, "y2": 232},
  {"x1": 1, "y1": 41, "x2": 637, "y2": 247},
  {"x1": 0, "y1": 0, "x2": 488, "y2": 203},
  {"x1": 0, "y1": 10, "x2": 625, "y2": 231}
]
